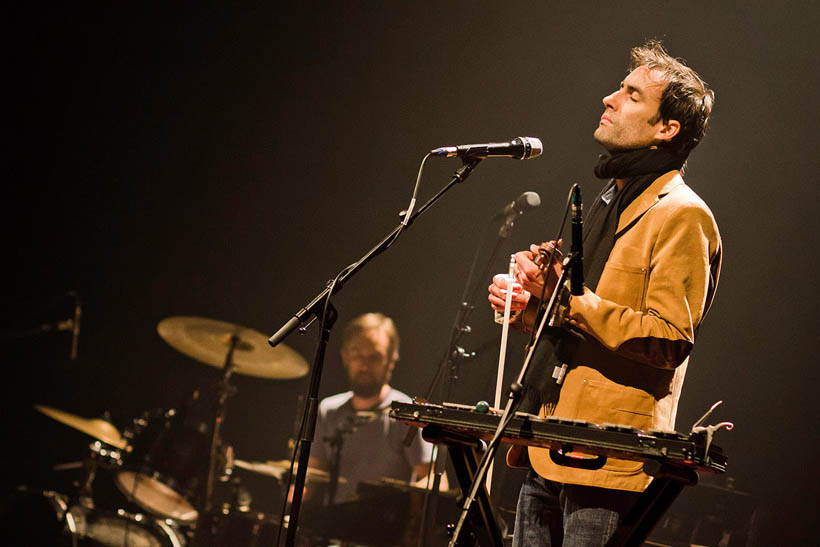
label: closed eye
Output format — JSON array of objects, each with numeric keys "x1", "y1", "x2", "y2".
[{"x1": 623, "y1": 82, "x2": 643, "y2": 102}]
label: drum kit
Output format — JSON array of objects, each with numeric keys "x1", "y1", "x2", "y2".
[{"x1": 1, "y1": 316, "x2": 310, "y2": 547}]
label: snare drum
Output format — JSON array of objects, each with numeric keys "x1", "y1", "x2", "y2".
[{"x1": 114, "y1": 407, "x2": 210, "y2": 523}]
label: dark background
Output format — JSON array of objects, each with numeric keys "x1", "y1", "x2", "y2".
[{"x1": 4, "y1": 2, "x2": 819, "y2": 545}]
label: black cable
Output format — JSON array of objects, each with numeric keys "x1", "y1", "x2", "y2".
[
  {"x1": 386, "y1": 152, "x2": 431, "y2": 249},
  {"x1": 525, "y1": 185, "x2": 575, "y2": 350}
]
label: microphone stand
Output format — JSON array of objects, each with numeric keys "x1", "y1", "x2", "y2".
[
  {"x1": 447, "y1": 251, "x2": 579, "y2": 547},
  {"x1": 274, "y1": 159, "x2": 483, "y2": 547},
  {"x1": 324, "y1": 419, "x2": 355, "y2": 507},
  {"x1": 413, "y1": 202, "x2": 520, "y2": 547}
]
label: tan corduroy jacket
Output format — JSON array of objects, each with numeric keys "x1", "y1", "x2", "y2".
[{"x1": 510, "y1": 170, "x2": 722, "y2": 492}]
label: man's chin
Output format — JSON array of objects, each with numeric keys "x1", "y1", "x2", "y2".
[
  {"x1": 593, "y1": 130, "x2": 615, "y2": 150},
  {"x1": 351, "y1": 383, "x2": 382, "y2": 399}
]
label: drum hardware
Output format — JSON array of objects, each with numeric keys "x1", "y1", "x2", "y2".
[
  {"x1": 68, "y1": 439, "x2": 126, "y2": 514},
  {"x1": 157, "y1": 317, "x2": 308, "y2": 545},
  {"x1": 112, "y1": 401, "x2": 210, "y2": 523},
  {"x1": 155, "y1": 316, "x2": 310, "y2": 545},
  {"x1": 33, "y1": 404, "x2": 130, "y2": 512},
  {"x1": 18, "y1": 316, "x2": 309, "y2": 545}
]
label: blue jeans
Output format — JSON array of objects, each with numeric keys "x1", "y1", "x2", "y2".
[{"x1": 512, "y1": 469, "x2": 640, "y2": 547}]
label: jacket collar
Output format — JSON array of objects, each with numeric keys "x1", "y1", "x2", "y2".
[{"x1": 616, "y1": 170, "x2": 684, "y2": 234}]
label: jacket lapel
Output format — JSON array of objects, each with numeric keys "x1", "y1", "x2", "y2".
[{"x1": 616, "y1": 170, "x2": 684, "y2": 236}]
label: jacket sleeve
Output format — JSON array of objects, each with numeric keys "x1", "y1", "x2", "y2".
[{"x1": 560, "y1": 201, "x2": 721, "y2": 369}]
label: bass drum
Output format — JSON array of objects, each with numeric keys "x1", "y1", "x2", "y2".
[
  {"x1": 0, "y1": 488, "x2": 186, "y2": 547},
  {"x1": 68, "y1": 504, "x2": 187, "y2": 547}
]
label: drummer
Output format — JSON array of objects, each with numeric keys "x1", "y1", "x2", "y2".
[{"x1": 308, "y1": 312, "x2": 445, "y2": 504}]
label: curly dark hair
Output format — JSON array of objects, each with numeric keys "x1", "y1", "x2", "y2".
[{"x1": 629, "y1": 40, "x2": 714, "y2": 159}]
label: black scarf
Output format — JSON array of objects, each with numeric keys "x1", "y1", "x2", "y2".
[{"x1": 582, "y1": 147, "x2": 684, "y2": 291}]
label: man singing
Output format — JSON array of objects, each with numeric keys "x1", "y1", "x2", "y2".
[{"x1": 488, "y1": 41, "x2": 722, "y2": 546}]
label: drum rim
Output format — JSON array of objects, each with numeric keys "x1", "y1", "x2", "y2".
[
  {"x1": 68, "y1": 505, "x2": 186, "y2": 547},
  {"x1": 114, "y1": 470, "x2": 199, "y2": 522}
]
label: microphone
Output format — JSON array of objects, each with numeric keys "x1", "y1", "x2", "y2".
[
  {"x1": 69, "y1": 292, "x2": 81, "y2": 360},
  {"x1": 494, "y1": 191, "x2": 541, "y2": 220},
  {"x1": 497, "y1": 191, "x2": 541, "y2": 238},
  {"x1": 431, "y1": 136, "x2": 543, "y2": 160},
  {"x1": 570, "y1": 184, "x2": 584, "y2": 296}
]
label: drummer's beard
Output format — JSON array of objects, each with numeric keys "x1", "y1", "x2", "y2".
[
  {"x1": 349, "y1": 374, "x2": 385, "y2": 399},
  {"x1": 347, "y1": 366, "x2": 391, "y2": 400}
]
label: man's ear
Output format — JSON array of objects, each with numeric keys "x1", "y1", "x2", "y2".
[{"x1": 655, "y1": 119, "x2": 680, "y2": 143}]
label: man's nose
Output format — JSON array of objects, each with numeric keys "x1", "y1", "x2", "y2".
[{"x1": 602, "y1": 90, "x2": 618, "y2": 110}]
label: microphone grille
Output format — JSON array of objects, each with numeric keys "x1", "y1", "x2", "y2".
[
  {"x1": 516, "y1": 191, "x2": 541, "y2": 212},
  {"x1": 521, "y1": 137, "x2": 543, "y2": 159}
]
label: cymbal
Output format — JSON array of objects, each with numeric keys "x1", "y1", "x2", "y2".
[
  {"x1": 35, "y1": 404, "x2": 128, "y2": 450},
  {"x1": 234, "y1": 459, "x2": 344, "y2": 483},
  {"x1": 157, "y1": 316, "x2": 309, "y2": 379}
]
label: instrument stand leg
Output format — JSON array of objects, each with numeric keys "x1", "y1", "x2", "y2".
[
  {"x1": 448, "y1": 442, "x2": 505, "y2": 547},
  {"x1": 605, "y1": 460, "x2": 698, "y2": 547},
  {"x1": 417, "y1": 445, "x2": 447, "y2": 547},
  {"x1": 422, "y1": 426, "x2": 504, "y2": 547}
]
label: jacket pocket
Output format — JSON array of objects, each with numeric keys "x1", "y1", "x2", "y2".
[
  {"x1": 597, "y1": 262, "x2": 648, "y2": 311},
  {"x1": 575, "y1": 378, "x2": 655, "y2": 473}
]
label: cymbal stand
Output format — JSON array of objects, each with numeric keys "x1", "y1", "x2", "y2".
[
  {"x1": 203, "y1": 334, "x2": 239, "y2": 514},
  {"x1": 74, "y1": 447, "x2": 100, "y2": 509},
  {"x1": 69, "y1": 413, "x2": 122, "y2": 511}
]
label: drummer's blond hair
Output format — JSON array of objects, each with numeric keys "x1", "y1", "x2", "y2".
[{"x1": 341, "y1": 312, "x2": 400, "y2": 361}]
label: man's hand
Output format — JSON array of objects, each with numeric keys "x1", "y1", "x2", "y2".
[
  {"x1": 488, "y1": 274, "x2": 529, "y2": 312},
  {"x1": 412, "y1": 462, "x2": 449, "y2": 491},
  {"x1": 488, "y1": 241, "x2": 562, "y2": 312}
]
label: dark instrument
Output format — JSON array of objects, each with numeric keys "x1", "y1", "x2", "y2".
[
  {"x1": 390, "y1": 401, "x2": 727, "y2": 473},
  {"x1": 114, "y1": 405, "x2": 210, "y2": 522},
  {"x1": 156, "y1": 315, "x2": 310, "y2": 537},
  {"x1": 390, "y1": 401, "x2": 729, "y2": 547}
]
